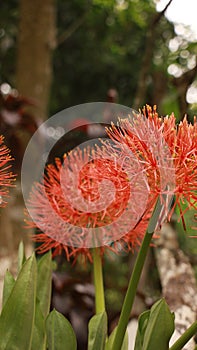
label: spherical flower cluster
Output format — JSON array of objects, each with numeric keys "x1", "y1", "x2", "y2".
[
  {"x1": 107, "y1": 105, "x2": 197, "y2": 227},
  {"x1": 26, "y1": 145, "x2": 150, "y2": 262}
]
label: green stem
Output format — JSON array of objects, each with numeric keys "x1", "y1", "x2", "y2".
[
  {"x1": 112, "y1": 196, "x2": 163, "y2": 350},
  {"x1": 112, "y1": 230, "x2": 153, "y2": 350},
  {"x1": 92, "y1": 247, "x2": 105, "y2": 314},
  {"x1": 169, "y1": 321, "x2": 197, "y2": 350}
]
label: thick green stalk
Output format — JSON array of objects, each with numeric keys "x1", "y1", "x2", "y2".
[
  {"x1": 169, "y1": 321, "x2": 197, "y2": 350},
  {"x1": 112, "y1": 196, "x2": 163, "y2": 350},
  {"x1": 111, "y1": 231, "x2": 153, "y2": 350},
  {"x1": 92, "y1": 247, "x2": 105, "y2": 314}
]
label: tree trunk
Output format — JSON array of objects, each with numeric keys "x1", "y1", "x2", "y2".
[
  {"x1": 154, "y1": 223, "x2": 197, "y2": 350},
  {"x1": 0, "y1": 0, "x2": 56, "y2": 259},
  {"x1": 16, "y1": 0, "x2": 56, "y2": 121}
]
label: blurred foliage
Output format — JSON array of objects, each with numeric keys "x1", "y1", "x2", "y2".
[
  {"x1": 104, "y1": 252, "x2": 129, "y2": 314},
  {"x1": 52, "y1": 0, "x2": 173, "y2": 111},
  {"x1": 0, "y1": 0, "x2": 18, "y2": 84},
  {"x1": 1, "y1": 0, "x2": 197, "y2": 117}
]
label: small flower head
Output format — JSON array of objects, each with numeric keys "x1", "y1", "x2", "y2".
[
  {"x1": 163, "y1": 114, "x2": 197, "y2": 224},
  {"x1": 0, "y1": 135, "x2": 15, "y2": 206}
]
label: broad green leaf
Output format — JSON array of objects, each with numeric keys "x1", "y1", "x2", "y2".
[
  {"x1": 46, "y1": 309, "x2": 77, "y2": 350},
  {"x1": 37, "y1": 251, "x2": 52, "y2": 318},
  {"x1": 105, "y1": 326, "x2": 128, "y2": 350},
  {"x1": 17, "y1": 241, "x2": 26, "y2": 273},
  {"x1": 88, "y1": 312, "x2": 107, "y2": 350},
  {"x1": 134, "y1": 310, "x2": 150, "y2": 350},
  {"x1": 31, "y1": 300, "x2": 46, "y2": 350},
  {"x1": 0, "y1": 254, "x2": 37, "y2": 350},
  {"x1": 2, "y1": 271, "x2": 15, "y2": 307},
  {"x1": 143, "y1": 299, "x2": 175, "y2": 350}
]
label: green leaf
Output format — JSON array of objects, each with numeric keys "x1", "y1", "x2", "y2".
[
  {"x1": 17, "y1": 241, "x2": 26, "y2": 273},
  {"x1": 134, "y1": 310, "x2": 150, "y2": 350},
  {"x1": 2, "y1": 271, "x2": 15, "y2": 307},
  {"x1": 31, "y1": 252, "x2": 53, "y2": 350},
  {"x1": 88, "y1": 312, "x2": 107, "y2": 350},
  {"x1": 0, "y1": 254, "x2": 37, "y2": 350},
  {"x1": 105, "y1": 326, "x2": 128, "y2": 350},
  {"x1": 31, "y1": 300, "x2": 46, "y2": 350},
  {"x1": 142, "y1": 299, "x2": 175, "y2": 350},
  {"x1": 46, "y1": 309, "x2": 77, "y2": 350},
  {"x1": 37, "y1": 251, "x2": 52, "y2": 318}
]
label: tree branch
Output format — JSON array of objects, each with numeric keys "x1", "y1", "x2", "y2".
[
  {"x1": 153, "y1": 0, "x2": 173, "y2": 25},
  {"x1": 172, "y1": 63, "x2": 197, "y2": 115},
  {"x1": 133, "y1": 0, "x2": 174, "y2": 109},
  {"x1": 57, "y1": 12, "x2": 87, "y2": 46}
]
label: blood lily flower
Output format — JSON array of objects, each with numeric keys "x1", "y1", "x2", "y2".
[
  {"x1": 26, "y1": 145, "x2": 150, "y2": 262},
  {"x1": 107, "y1": 105, "x2": 197, "y2": 229},
  {"x1": 0, "y1": 135, "x2": 15, "y2": 206},
  {"x1": 163, "y1": 112, "x2": 197, "y2": 225}
]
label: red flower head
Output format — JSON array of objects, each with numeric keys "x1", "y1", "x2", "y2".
[
  {"x1": 107, "y1": 105, "x2": 197, "y2": 229},
  {"x1": 26, "y1": 143, "x2": 151, "y2": 262},
  {"x1": 0, "y1": 135, "x2": 15, "y2": 206}
]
